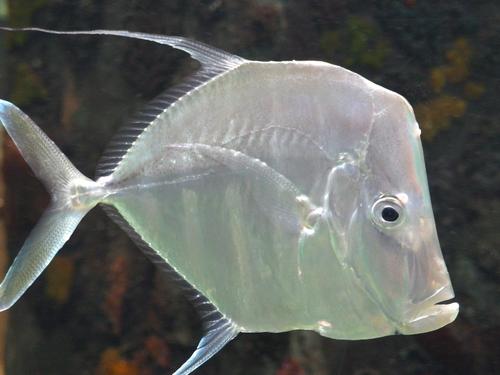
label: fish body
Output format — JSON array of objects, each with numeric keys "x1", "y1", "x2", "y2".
[
  {"x1": 105, "y1": 60, "x2": 391, "y2": 338},
  {"x1": 0, "y1": 28, "x2": 458, "y2": 375}
]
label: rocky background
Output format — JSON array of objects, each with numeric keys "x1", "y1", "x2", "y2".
[{"x1": 0, "y1": 0, "x2": 498, "y2": 374}]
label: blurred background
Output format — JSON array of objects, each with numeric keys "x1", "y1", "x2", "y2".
[{"x1": 0, "y1": 0, "x2": 498, "y2": 374}]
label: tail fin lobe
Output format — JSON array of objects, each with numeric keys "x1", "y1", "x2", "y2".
[
  {"x1": 0, "y1": 99, "x2": 87, "y2": 197},
  {"x1": 0, "y1": 100, "x2": 98, "y2": 310}
]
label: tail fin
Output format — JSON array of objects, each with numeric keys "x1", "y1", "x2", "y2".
[{"x1": 0, "y1": 100, "x2": 99, "y2": 311}]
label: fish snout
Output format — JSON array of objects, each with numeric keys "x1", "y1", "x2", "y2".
[
  {"x1": 404, "y1": 215, "x2": 455, "y2": 309},
  {"x1": 398, "y1": 282, "x2": 459, "y2": 335},
  {"x1": 398, "y1": 231, "x2": 459, "y2": 335}
]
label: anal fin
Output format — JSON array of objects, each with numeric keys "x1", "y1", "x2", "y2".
[
  {"x1": 101, "y1": 205, "x2": 239, "y2": 375},
  {"x1": 173, "y1": 318, "x2": 238, "y2": 375}
]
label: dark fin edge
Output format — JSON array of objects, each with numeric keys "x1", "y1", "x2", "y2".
[{"x1": 101, "y1": 204, "x2": 239, "y2": 375}]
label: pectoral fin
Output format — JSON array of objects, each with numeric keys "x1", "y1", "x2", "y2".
[{"x1": 167, "y1": 143, "x2": 305, "y2": 233}]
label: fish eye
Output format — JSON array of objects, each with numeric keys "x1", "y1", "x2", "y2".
[
  {"x1": 371, "y1": 195, "x2": 405, "y2": 229},
  {"x1": 382, "y1": 206, "x2": 399, "y2": 222}
]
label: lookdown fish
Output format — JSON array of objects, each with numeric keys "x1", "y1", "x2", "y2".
[{"x1": 0, "y1": 28, "x2": 458, "y2": 374}]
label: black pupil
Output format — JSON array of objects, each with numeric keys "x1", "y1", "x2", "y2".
[{"x1": 381, "y1": 206, "x2": 399, "y2": 222}]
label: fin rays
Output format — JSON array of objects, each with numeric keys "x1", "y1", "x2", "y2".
[
  {"x1": 0, "y1": 27, "x2": 245, "y2": 69},
  {"x1": 0, "y1": 27, "x2": 247, "y2": 180},
  {"x1": 0, "y1": 100, "x2": 86, "y2": 194},
  {"x1": 101, "y1": 205, "x2": 239, "y2": 375},
  {"x1": 95, "y1": 67, "x2": 231, "y2": 178},
  {"x1": 172, "y1": 320, "x2": 238, "y2": 375},
  {"x1": 0, "y1": 100, "x2": 97, "y2": 311},
  {"x1": 0, "y1": 28, "x2": 250, "y2": 375}
]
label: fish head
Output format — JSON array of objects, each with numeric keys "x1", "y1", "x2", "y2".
[{"x1": 328, "y1": 86, "x2": 458, "y2": 336}]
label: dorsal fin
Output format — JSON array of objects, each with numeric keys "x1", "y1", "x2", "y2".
[
  {"x1": 0, "y1": 27, "x2": 246, "y2": 69},
  {"x1": 102, "y1": 205, "x2": 239, "y2": 375},
  {"x1": 94, "y1": 67, "x2": 229, "y2": 178},
  {"x1": 0, "y1": 27, "x2": 248, "y2": 179}
]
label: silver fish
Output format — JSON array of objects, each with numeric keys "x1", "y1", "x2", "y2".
[{"x1": 0, "y1": 28, "x2": 458, "y2": 375}]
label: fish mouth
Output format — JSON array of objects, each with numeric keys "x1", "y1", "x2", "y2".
[{"x1": 397, "y1": 284, "x2": 459, "y2": 335}]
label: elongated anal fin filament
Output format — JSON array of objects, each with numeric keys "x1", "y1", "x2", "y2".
[
  {"x1": 101, "y1": 205, "x2": 239, "y2": 375},
  {"x1": 173, "y1": 318, "x2": 239, "y2": 375}
]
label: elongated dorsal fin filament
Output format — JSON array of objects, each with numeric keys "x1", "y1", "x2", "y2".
[{"x1": 0, "y1": 27, "x2": 246, "y2": 69}]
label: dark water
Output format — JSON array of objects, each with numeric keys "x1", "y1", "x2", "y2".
[{"x1": 0, "y1": 1, "x2": 498, "y2": 374}]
